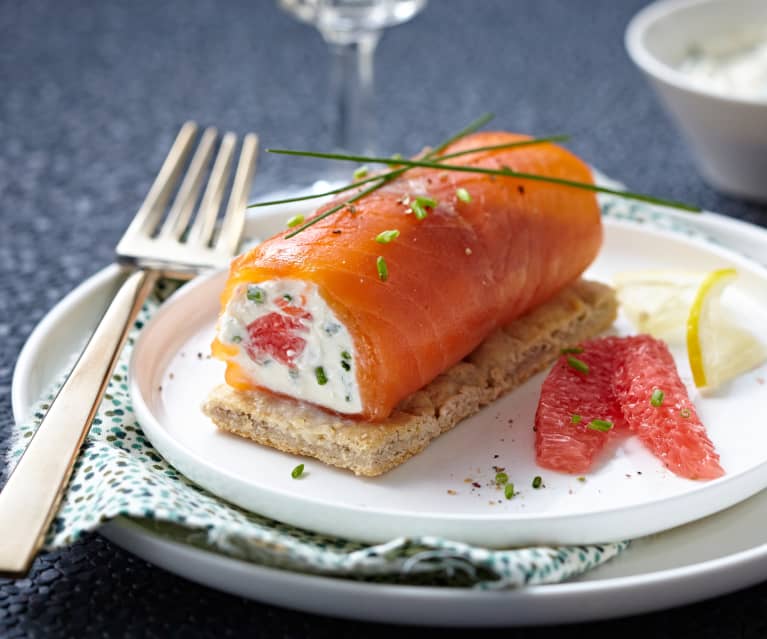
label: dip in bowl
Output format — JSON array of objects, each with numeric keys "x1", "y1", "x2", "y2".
[{"x1": 626, "y1": 0, "x2": 767, "y2": 202}]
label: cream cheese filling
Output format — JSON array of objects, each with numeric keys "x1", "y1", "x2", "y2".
[{"x1": 218, "y1": 278, "x2": 361, "y2": 414}]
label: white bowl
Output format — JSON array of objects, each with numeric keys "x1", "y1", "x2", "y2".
[{"x1": 626, "y1": 0, "x2": 767, "y2": 202}]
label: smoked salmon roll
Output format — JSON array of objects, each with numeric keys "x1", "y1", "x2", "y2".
[{"x1": 212, "y1": 131, "x2": 602, "y2": 421}]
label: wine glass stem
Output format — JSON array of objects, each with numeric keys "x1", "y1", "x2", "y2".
[{"x1": 323, "y1": 30, "x2": 381, "y2": 155}]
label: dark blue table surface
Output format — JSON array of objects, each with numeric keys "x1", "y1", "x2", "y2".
[{"x1": 2, "y1": 1, "x2": 766, "y2": 636}]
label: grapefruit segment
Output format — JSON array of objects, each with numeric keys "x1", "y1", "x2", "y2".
[
  {"x1": 535, "y1": 335, "x2": 723, "y2": 480},
  {"x1": 535, "y1": 339, "x2": 628, "y2": 474},
  {"x1": 246, "y1": 313, "x2": 307, "y2": 367},
  {"x1": 614, "y1": 335, "x2": 724, "y2": 480}
]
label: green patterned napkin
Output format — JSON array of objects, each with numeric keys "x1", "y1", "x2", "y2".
[{"x1": 11, "y1": 195, "x2": 705, "y2": 589}]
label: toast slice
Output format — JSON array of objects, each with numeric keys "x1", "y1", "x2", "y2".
[{"x1": 202, "y1": 279, "x2": 617, "y2": 476}]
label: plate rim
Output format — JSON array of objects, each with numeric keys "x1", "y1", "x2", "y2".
[{"x1": 99, "y1": 515, "x2": 767, "y2": 627}]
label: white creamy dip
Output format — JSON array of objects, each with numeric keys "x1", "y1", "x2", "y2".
[
  {"x1": 218, "y1": 279, "x2": 361, "y2": 413},
  {"x1": 678, "y1": 30, "x2": 767, "y2": 100}
]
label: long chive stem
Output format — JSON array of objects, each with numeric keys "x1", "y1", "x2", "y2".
[
  {"x1": 268, "y1": 149, "x2": 700, "y2": 212},
  {"x1": 247, "y1": 172, "x2": 388, "y2": 208},
  {"x1": 284, "y1": 176, "x2": 391, "y2": 238},
  {"x1": 250, "y1": 113, "x2": 501, "y2": 210},
  {"x1": 283, "y1": 114, "x2": 497, "y2": 238},
  {"x1": 436, "y1": 135, "x2": 570, "y2": 160},
  {"x1": 430, "y1": 112, "x2": 495, "y2": 153},
  {"x1": 248, "y1": 137, "x2": 561, "y2": 209}
]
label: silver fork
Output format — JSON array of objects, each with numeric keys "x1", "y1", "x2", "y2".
[{"x1": 0, "y1": 123, "x2": 258, "y2": 576}]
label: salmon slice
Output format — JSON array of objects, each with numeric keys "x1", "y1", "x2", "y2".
[{"x1": 214, "y1": 131, "x2": 602, "y2": 420}]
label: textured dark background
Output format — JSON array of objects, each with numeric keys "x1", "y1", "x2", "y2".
[{"x1": 2, "y1": 0, "x2": 767, "y2": 636}]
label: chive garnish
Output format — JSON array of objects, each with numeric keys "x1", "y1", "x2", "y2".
[
  {"x1": 341, "y1": 360, "x2": 351, "y2": 371},
  {"x1": 247, "y1": 136, "x2": 560, "y2": 210},
  {"x1": 566, "y1": 356, "x2": 589, "y2": 374},
  {"x1": 283, "y1": 294, "x2": 293, "y2": 302},
  {"x1": 587, "y1": 419, "x2": 613, "y2": 432},
  {"x1": 415, "y1": 195, "x2": 437, "y2": 208},
  {"x1": 456, "y1": 187, "x2": 472, "y2": 203},
  {"x1": 680, "y1": 408, "x2": 691, "y2": 418},
  {"x1": 231, "y1": 335, "x2": 242, "y2": 344},
  {"x1": 495, "y1": 472, "x2": 509, "y2": 485},
  {"x1": 266, "y1": 148, "x2": 701, "y2": 213},
  {"x1": 353, "y1": 165, "x2": 368, "y2": 179},
  {"x1": 291, "y1": 464, "x2": 305, "y2": 479},
  {"x1": 504, "y1": 483, "x2": 515, "y2": 499},
  {"x1": 532, "y1": 476, "x2": 543, "y2": 489},
  {"x1": 650, "y1": 388, "x2": 665, "y2": 407},
  {"x1": 571, "y1": 414, "x2": 582, "y2": 424},
  {"x1": 286, "y1": 214, "x2": 305, "y2": 228},
  {"x1": 376, "y1": 229, "x2": 400, "y2": 243},
  {"x1": 411, "y1": 200, "x2": 428, "y2": 220},
  {"x1": 577, "y1": 476, "x2": 586, "y2": 483},
  {"x1": 246, "y1": 285, "x2": 266, "y2": 303},
  {"x1": 341, "y1": 350, "x2": 352, "y2": 360},
  {"x1": 561, "y1": 346, "x2": 584, "y2": 354},
  {"x1": 315, "y1": 367, "x2": 328, "y2": 385},
  {"x1": 388, "y1": 153, "x2": 404, "y2": 167},
  {"x1": 376, "y1": 255, "x2": 388, "y2": 281},
  {"x1": 279, "y1": 113, "x2": 496, "y2": 238}
]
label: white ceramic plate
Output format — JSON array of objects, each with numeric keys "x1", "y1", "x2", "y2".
[
  {"x1": 11, "y1": 205, "x2": 767, "y2": 625},
  {"x1": 126, "y1": 216, "x2": 767, "y2": 547}
]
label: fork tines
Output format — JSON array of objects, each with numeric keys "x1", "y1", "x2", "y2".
[{"x1": 116, "y1": 123, "x2": 258, "y2": 273}]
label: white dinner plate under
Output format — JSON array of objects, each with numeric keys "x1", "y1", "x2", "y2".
[{"x1": 11, "y1": 204, "x2": 767, "y2": 625}]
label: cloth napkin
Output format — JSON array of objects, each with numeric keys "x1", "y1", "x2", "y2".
[{"x1": 7, "y1": 196, "x2": 713, "y2": 589}]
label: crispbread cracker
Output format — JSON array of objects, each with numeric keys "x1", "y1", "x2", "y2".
[{"x1": 202, "y1": 279, "x2": 617, "y2": 476}]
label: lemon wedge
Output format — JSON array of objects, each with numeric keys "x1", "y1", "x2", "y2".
[
  {"x1": 686, "y1": 268, "x2": 767, "y2": 389},
  {"x1": 613, "y1": 270, "x2": 703, "y2": 344},
  {"x1": 615, "y1": 268, "x2": 767, "y2": 390}
]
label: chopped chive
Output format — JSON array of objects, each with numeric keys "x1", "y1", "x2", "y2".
[
  {"x1": 291, "y1": 463, "x2": 305, "y2": 479},
  {"x1": 341, "y1": 350, "x2": 352, "y2": 360},
  {"x1": 571, "y1": 414, "x2": 582, "y2": 424},
  {"x1": 456, "y1": 187, "x2": 472, "y2": 203},
  {"x1": 495, "y1": 472, "x2": 509, "y2": 485},
  {"x1": 504, "y1": 483, "x2": 515, "y2": 499},
  {"x1": 650, "y1": 388, "x2": 665, "y2": 407},
  {"x1": 286, "y1": 214, "x2": 305, "y2": 228},
  {"x1": 246, "y1": 285, "x2": 266, "y2": 303},
  {"x1": 561, "y1": 346, "x2": 584, "y2": 354},
  {"x1": 532, "y1": 476, "x2": 543, "y2": 489},
  {"x1": 341, "y1": 360, "x2": 351, "y2": 371},
  {"x1": 315, "y1": 367, "x2": 328, "y2": 385},
  {"x1": 415, "y1": 195, "x2": 437, "y2": 208},
  {"x1": 353, "y1": 165, "x2": 368, "y2": 179},
  {"x1": 577, "y1": 476, "x2": 586, "y2": 483},
  {"x1": 376, "y1": 255, "x2": 388, "y2": 281},
  {"x1": 231, "y1": 335, "x2": 242, "y2": 344},
  {"x1": 283, "y1": 294, "x2": 293, "y2": 302},
  {"x1": 587, "y1": 419, "x2": 613, "y2": 432},
  {"x1": 680, "y1": 408, "x2": 691, "y2": 418},
  {"x1": 566, "y1": 356, "x2": 589, "y2": 374},
  {"x1": 376, "y1": 229, "x2": 400, "y2": 244},
  {"x1": 411, "y1": 200, "x2": 428, "y2": 220}
]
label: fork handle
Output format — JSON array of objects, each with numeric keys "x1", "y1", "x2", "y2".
[{"x1": 0, "y1": 267, "x2": 159, "y2": 576}]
